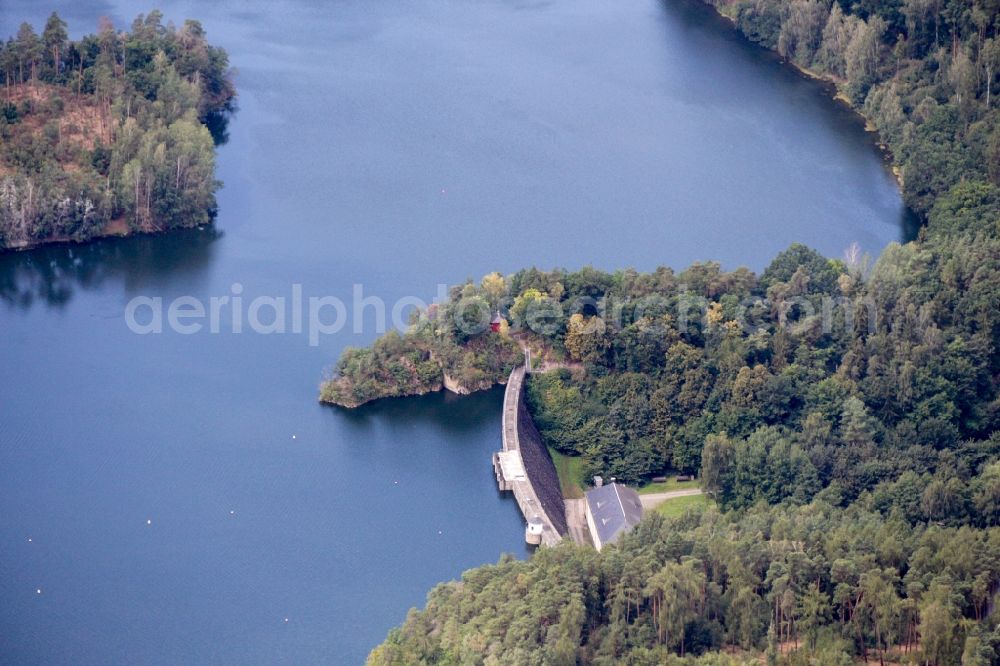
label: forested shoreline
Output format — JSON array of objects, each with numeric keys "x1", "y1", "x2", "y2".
[
  {"x1": 355, "y1": 0, "x2": 1000, "y2": 663},
  {"x1": 0, "y1": 11, "x2": 234, "y2": 249},
  {"x1": 707, "y1": 0, "x2": 1000, "y2": 219},
  {"x1": 320, "y1": 308, "x2": 522, "y2": 407}
]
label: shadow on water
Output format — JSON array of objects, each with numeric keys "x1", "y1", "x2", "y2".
[
  {"x1": 0, "y1": 226, "x2": 222, "y2": 311},
  {"x1": 331, "y1": 386, "x2": 506, "y2": 434},
  {"x1": 206, "y1": 105, "x2": 237, "y2": 147}
]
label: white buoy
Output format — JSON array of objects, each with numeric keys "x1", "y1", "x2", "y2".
[
  {"x1": 230, "y1": 510, "x2": 235, "y2": 515},
  {"x1": 27, "y1": 538, "x2": 32, "y2": 543},
  {"x1": 292, "y1": 434, "x2": 296, "y2": 440},
  {"x1": 284, "y1": 617, "x2": 289, "y2": 623},
  {"x1": 36, "y1": 588, "x2": 41, "y2": 594},
  {"x1": 146, "y1": 519, "x2": 152, "y2": 525}
]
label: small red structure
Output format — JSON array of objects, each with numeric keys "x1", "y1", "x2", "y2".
[{"x1": 490, "y1": 312, "x2": 505, "y2": 333}]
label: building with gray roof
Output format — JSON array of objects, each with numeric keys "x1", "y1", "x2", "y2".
[{"x1": 584, "y1": 481, "x2": 644, "y2": 551}]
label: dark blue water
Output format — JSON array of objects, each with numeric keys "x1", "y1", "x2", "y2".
[{"x1": 0, "y1": 0, "x2": 908, "y2": 663}]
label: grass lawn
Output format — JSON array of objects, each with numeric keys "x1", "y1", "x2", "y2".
[
  {"x1": 655, "y1": 493, "x2": 711, "y2": 518},
  {"x1": 637, "y1": 476, "x2": 700, "y2": 495},
  {"x1": 548, "y1": 447, "x2": 585, "y2": 499}
]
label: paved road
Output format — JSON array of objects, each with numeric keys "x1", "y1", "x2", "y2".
[{"x1": 639, "y1": 488, "x2": 704, "y2": 510}]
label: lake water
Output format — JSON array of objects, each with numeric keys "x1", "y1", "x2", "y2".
[{"x1": 0, "y1": 0, "x2": 908, "y2": 662}]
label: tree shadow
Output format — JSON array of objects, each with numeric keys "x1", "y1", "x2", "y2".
[
  {"x1": 205, "y1": 103, "x2": 238, "y2": 147},
  {"x1": 327, "y1": 385, "x2": 505, "y2": 436},
  {"x1": 0, "y1": 226, "x2": 222, "y2": 311}
]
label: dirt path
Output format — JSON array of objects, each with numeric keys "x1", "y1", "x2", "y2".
[
  {"x1": 639, "y1": 488, "x2": 704, "y2": 510},
  {"x1": 511, "y1": 332, "x2": 583, "y2": 374}
]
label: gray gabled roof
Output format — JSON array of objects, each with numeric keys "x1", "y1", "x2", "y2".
[{"x1": 585, "y1": 482, "x2": 643, "y2": 546}]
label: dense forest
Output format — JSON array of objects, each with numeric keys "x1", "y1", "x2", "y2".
[
  {"x1": 330, "y1": 0, "x2": 1000, "y2": 662},
  {"x1": 371, "y1": 501, "x2": 1000, "y2": 666},
  {"x1": 0, "y1": 11, "x2": 234, "y2": 249}
]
